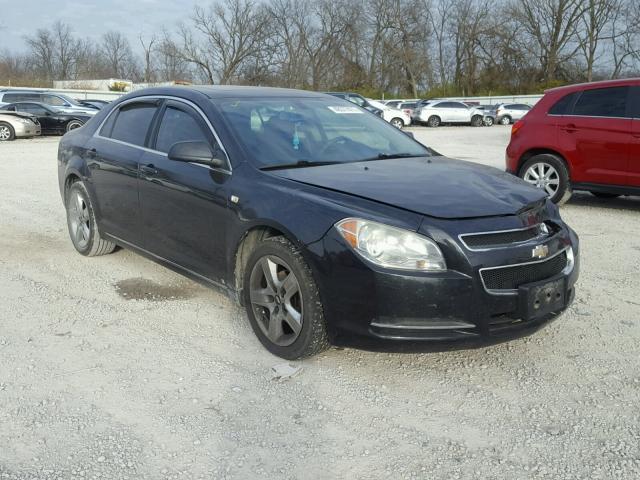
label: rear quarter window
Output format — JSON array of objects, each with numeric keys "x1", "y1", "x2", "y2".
[
  {"x1": 548, "y1": 92, "x2": 579, "y2": 115},
  {"x1": 107, "y1": 103, "x2": 158, "y2": 146}
]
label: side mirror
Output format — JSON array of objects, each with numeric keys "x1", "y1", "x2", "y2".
[{"x1": 168, "y1": 141, "x2": 227, "y2": 169}]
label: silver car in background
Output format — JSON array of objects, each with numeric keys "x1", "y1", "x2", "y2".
[
  {"x1": 494, "y1": 103, "x2": 532, "y2": 125},
  {"x1": 412, "y1": 100, "x2": 484, "y2": 127},
  {"x1": 0, "y1": 111, "x2": 41, "y2": 141}
]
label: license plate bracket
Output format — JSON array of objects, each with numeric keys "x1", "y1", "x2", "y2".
[{"x1": 518, "y1": 277, "x2": 566, "y2": 321}]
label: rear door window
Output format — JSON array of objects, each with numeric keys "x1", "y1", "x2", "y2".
[
  {"x1": 572, "y1": 86, "x2": 629, "y2": 118},
  {"x1": 108, "y1": 103, "x2": 158, "y2": 147}
]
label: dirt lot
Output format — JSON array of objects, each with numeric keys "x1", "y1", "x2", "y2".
[{"x1": 1, "y1": 128, "x2": 639, "y2": 480}]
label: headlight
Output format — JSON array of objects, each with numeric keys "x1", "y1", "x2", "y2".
[
  {"x1": 18, "y1": 118, "x2": 32, "y2": 124},
  {"x1": 336, "y1": 218, "x2": 446, "y2": 271}
]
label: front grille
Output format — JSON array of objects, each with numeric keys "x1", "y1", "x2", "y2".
[
  {"x1": 481, "y1": 250, "x2": 567, "y2": 291},
  {"x1": 462, "y1": 225, "x2": 544, "y2": 249}
]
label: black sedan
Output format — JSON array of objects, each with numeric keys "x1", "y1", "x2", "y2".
[
  {"x1": 1, "y1": 102, "x2": 90, "y2": 135},
  {"x1": 57, "y1": 86, "x2": 579, "y2": 359}
]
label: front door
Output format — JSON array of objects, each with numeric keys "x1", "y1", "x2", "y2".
[{"x1": 138, "y1": 100, "x2": 233, "y2": 282}]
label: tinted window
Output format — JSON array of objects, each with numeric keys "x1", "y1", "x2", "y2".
[
  {"x1": 17, "y1": 103, "x2": 48, "y2": 116},
  {"x1": 572, "y1": 87, "x2": 628, "y2": 118},
  {"x1": 4, "y1": 93, "x2": 38, "y2": 102},
  {"x1": 548, "y1": 92, "x2": 579, "y2": 115},
  {"x1": 100, "y1": 110, "x2": 118, "y2": 137},
  {"x1": 155, "y1": 106, "x2": 210, "y2": 153},
  {"x1": 109, "y1": 103, "x2": 157, "y2": 146},
  {"x1": 42, "y1": 94, "x2": 67, "y2": 107}
]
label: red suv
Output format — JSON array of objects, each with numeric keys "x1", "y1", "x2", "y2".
[{"x1": 506, "y1": 78, "x2": 640, "y2": 203}]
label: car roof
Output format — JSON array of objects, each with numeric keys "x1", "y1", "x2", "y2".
[
  {"x1": 119, "y1": 86, "x2": 331, "y2": 103},
  {"x1": 545, "y1": 77, "x2": 640, "y2": 94}
]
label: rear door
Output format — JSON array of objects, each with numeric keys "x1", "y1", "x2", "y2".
[
  {"x1": 86, "y1": 100, "x2": 160, "y2": 244},
  {"x1": 557, "y1": 86, "x2": 631, "y2": 186},
  {"x1": 629, "y1": 86, "x2": 640, "y2": 187}
]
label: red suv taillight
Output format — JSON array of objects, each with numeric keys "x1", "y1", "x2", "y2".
[{"x1": 511, "y1": 119, "x2": 524, "y2": 136}]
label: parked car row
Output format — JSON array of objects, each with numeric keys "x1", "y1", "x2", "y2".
[{"x1": 0, "y1": 90, "x2": 114, "y2": 141}]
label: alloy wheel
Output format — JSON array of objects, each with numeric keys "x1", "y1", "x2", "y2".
[
  {"x1": 0, "y1": 126, "x2": 11, "y2": 141},
  {"x1": 67, "y1": 121, "x2": 83, "y2": 132},
  {"x1": 391, "y1": 118, "x2": 403, "y2": 129},
  {"x1": 249, "y1": 255, "x2": 303, "y2": 347},
  {"x1": 68, "y1": 192, "x2": 91, "y2": 249},
  {"x1": 523, "y1": 162, "x2": 560, "y2": 197}
]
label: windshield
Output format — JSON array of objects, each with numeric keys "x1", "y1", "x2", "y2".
[{"x1": 216, "y1": 97, "x2": 429, "y2": 168}]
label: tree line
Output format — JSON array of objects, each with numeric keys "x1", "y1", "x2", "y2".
[{"x1": 1, "y1": 0, "x2": 639, "y2": 98}]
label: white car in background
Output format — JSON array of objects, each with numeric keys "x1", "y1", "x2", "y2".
[
  {"x1": 412, "y1": 100, "x2": 484, "y2": 127},
  {"x1": 366, "y1": 99, "x2": 411, "y2": 129}
]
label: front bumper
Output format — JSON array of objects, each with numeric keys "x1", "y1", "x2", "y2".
[{"x1": 307, "y1": 219, "x2": 579, "y2": 352}]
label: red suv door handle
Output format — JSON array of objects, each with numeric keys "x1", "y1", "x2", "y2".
[{"x1": 560, "y1": 124, "x2": 577, "y2": 133}]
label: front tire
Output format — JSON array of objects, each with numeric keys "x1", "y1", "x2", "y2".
[
  {"x1": 0, "y1": 122, "x2": 15, "y2": 141},
  {"x1": 243, "y1": 236, "x2": 329, "y2": 359},
  {"x1": 471, "y1": 115, "x2": 483, "y2": 127},
  {"x1": 65, "y1": 181, "x2": 116, "y2": 256},
  {"x1": 519, "y1": 154, "x2": 572, "y2": 204},
  {"x1": 483, "y1": 116, "x2": 494, "y2": 126}
]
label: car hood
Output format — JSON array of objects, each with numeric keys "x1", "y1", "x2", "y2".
[{"x1": 269, "y1": 156, "x2": 547, "y2": 219}]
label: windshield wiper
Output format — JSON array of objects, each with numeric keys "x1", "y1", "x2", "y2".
[
  {"x1": 260, "y1": 160, "x2": 342, "y2": 171},
  {"x1": 355, "y1": 152, "x2": 421, "y2": 162}
]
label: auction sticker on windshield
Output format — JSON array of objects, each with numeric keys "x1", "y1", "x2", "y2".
[{"x1": 327, "y1": 106, "x2": 363, "y2": 114}]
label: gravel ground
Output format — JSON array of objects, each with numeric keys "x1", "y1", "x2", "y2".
[{"x1": 1, "y1": 129, "x2": 639, "y2": 480}]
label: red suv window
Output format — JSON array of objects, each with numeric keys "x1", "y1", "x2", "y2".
[{"x1": 572, "y1": 86, "x2": 629, "y2": 118}]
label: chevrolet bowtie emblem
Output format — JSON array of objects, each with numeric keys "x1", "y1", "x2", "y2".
[{"x1": 532, "y1": 245, "x2": 549, "y2": 259}]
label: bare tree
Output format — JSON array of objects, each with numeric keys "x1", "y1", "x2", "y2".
[
  {"x1": 101, "y1": 31, "x2": 134, "y2": 78},
  {"x1": 510, "y1": 0, "x2": 586, "y2": 83},
  {"x1": 190, "y1": 0, "x2": 271, "y2": 84},
  {"x1": 139, "y1": 35, "x2": 157, "y2": 83}
]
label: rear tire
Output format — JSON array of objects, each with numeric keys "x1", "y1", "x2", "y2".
[
  {"x1": 519, "y1": 154, "x2": 572, "y2": 205},
  {"x1": 66, "y1": 120, "x2": 84, "y2": 133},
  {"x1": 243, "y1": 236, "x2": 329, "y2": 359},
  {"x1": 499, "y1": 116, "x2": 511, "y2": 125},
  {"x1": 590, "y1": 191, "x2": 620, "y2": 199},
  {"x1": 0, "y1": 122, "x2": 15, "y2": 141},
  {"x1": 483, "y1": 116, "x2": 494, "y2": 127},
  {"x1": 390, "y1": 117, "x2": 404, "y2": 129},
  {"x1": 65, "y1": 181, "x2": 116, "y2": 256},
  {"x1": 427, "y1": 115, "x2": 441, "y2": 127}
]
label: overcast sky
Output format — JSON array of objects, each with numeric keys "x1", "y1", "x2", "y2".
[{"x1": 0, "y1": 0, "x2": 204, "y2": 52}]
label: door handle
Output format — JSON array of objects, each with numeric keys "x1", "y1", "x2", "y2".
[
  {"x1": 140, "y1": 164, "x2": 158, "y2": 176},
  {"x1": 560, "y1": 124, "x2": 577, "y2": 133}
]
